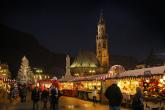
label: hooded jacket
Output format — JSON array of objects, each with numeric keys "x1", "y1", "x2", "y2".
[{"x1": 105, "y1": 84, "x2": 123, "y2": 106}]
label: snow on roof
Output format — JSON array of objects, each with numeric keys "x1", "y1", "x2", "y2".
[
  {"x1": 59, "y1": 66, "x2": 165, "y2": 82},
  {"x1": 119, "y1": 66, "x2": 165, "y2": 77}
]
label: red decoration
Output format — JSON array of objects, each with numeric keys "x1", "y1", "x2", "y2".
[{"x1": 52, "y1": 80, "x2": 60, "y2": 88}]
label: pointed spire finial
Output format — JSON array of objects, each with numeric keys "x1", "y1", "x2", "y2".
[{"x1": 99, "y1": 9, "x2": 104, "y2": 24}]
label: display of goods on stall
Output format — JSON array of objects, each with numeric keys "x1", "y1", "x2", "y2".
[
  {"x1": 0, "y1": 80, "x2": 4, "y2": 91},
  {"x1": 118, "y1": 79, "x2": 140, "y2": 95},
  {"x1": 77, "y1": 81, "x2": 101, "y2": 92},
  {"x1": 60, "y1": 82, "x2": 78, "y2": 97},
  {"x1": 76, "y1": 82, "x2": 84, "y2": 91},
  {"x1": 158, "y1": 75, "x2": 165, "y2": 97},
  {"x1": 60, "y1": 82, "x2": 74, "y2": 90},
  {"x1": 0, "y1": 79, "x2": 11, "y2": 93},
  {"x1": 143, "y1": 78, "x2": 160, "y2": 98},
  {"x1": 37, "y1": 79, "x2": 56, "y2": 91}
]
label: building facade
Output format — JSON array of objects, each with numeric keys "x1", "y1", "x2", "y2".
[
  {"x1": 70, "y1": 12, "x2": 110, "y2": 76},
  {"x1": 96, "y1": 12, "x2": 109, "y2": 67},
  {"x1": 0, "y1": 64, "x2": 11, "y2": 79}
]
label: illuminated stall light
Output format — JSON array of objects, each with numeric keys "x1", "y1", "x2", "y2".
[
  {"x1": 146, "y1": 79, "x2": 150, "y2": 83},
  {"x1": 160, "y1": 79, "x2": 164, "y2": 83},
  {"x1": 163, "y1": 75, "x2": 165, "y2": 80},
  {"x1": 39, "y1": 75, "x2": 42, "y2": 80},
  {"x1": 37, "y1": 83, "x2": 39, "y2": 87}
]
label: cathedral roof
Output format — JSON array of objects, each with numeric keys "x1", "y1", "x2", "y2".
[{"x1": 70, "y1": 50, "x2": 99, "y2": 68}]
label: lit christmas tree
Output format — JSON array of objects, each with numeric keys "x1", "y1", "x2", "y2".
[{"x1": 17, "y1": 56, "x2": 34, "y2": 84}]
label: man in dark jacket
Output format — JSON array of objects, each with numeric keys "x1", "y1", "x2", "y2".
[
  {"x1": 105, "y1": 80, "x2": 123, "y2": 110},
  {"x1": 20, "y1": 84, "x2": 28, "y2": 103},
  {"x1": 50, "y1": 85, "x2": 61, "y2": 110},
  {"x1": 31, "y1": 87, "x2": 40, "y2": 110},
  {"x1": 41, "y1": 87, "x2": 49, "y2": 110}
]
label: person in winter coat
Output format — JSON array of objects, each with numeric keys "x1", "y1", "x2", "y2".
[
  {"x1": 50, "y1": 85, "x2": 61, "y2": 110},
  {"x1": 31, "y1": 87, "x2": 40, "y2": 110},
  {"x1": 132, "y1": 87, "x2": 144, "y2": 110},
  {"x1": 92, "y1": 86, "x2": 97, "y2": 105},
  {"x1": 41, "y1": 87, "x2": 49, "y2": 110},
  {"x1": 105, "y1": 80, "x2": 123, "y2": 110},
  {"x1": 20, "y1": 84, "x2": 28, "y2": 103}
]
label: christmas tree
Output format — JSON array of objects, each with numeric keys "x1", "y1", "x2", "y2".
[{"x1": 17, "y1": 56, "x2": 34, "y2": 84}]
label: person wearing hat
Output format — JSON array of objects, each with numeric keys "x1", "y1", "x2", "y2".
[{"x1": 105, "y1": 80, "x2": 123, "y2": 110}]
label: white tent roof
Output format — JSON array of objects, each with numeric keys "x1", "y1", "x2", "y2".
[
  {"x1": 118, "y1": 66, "x2": 165, "y2": 77},
  {"x1": 59, "y1": 66, "x2": 165, "y2": 82}
]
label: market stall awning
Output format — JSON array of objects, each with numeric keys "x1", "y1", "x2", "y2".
[{"x1": 118, "y1": 66, "x2": 165, "y2": 77}]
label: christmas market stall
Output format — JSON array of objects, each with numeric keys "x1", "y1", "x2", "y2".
[
  {"x1": 59, "y1": 81, "x2": 77, "y2": 97},
  {"x1": 0, "y1": 78, "x2": 15, "y2": 93},
  {"x1": 60, "y1": 65, "x2": 165, "y2": 109},
  {"x1": 37, "y1": 76, "x2": 60, "y2": 91},
  {"x1": 75, "y1": 79, "x2": 101, "y2": 101},
  {"x1": 37, "y1": 79, "x2": 52, "y2": 91},
  {"x1": 104, "y1": 66, "x2": 165, "y2": 109},
  {"x1": 59, "y1": 74, "x2": 103, "y2": 102}
]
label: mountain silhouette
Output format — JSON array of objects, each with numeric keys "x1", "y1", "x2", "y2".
[{"x1": 0, "y1": 24, "x2": 66, "y2": 78}]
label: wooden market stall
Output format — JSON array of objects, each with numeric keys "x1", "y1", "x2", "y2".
[
  {"x1": 104, "y1": 66, "x2": 165, "y2": 109},
  {"x1": 59, "y1": 82, "x2": 77, "y2": 97},
  {"x1": 60, "y1": 65, "x2": 165, "y2": 109},
  {"x1": 76, "y1": 80, "x2": 101, "y2": 101},
  {"x1": 60, "y1": 74, "x2": 104, "y2": 102},
  {"x1": 37, "y1": 79, "x2": 52, "y2": 91}
]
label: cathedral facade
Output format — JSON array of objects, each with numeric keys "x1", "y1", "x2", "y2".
[{"x1": 70, "y1": 12, "x2": 110, "y2": 76}]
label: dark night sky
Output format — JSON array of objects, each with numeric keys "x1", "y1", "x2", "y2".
[{"x1": 0, "y1": 0, "x2": 165, "y2": 60}]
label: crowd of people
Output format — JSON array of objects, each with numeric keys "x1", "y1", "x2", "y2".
[
  {"x1": 31, "y1": 84, "x2": 61, "y2": 110},
  {"x1": 3, "y1": 82, "x2": 61, "y2": 110},
  {"x1": 2, "y1": 80, "x2": 144, "y2": 110}
]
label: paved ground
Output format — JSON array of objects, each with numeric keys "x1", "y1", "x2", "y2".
[{"x1": 0, "y1": 94, "x2": 130, "y2": 110}]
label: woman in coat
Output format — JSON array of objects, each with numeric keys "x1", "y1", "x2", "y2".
[{"x1": 132, "y1": 87, "x2": 144, "y2": 110}]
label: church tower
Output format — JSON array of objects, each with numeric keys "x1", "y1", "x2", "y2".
[{"x1": 96, "y1": 12, "x2": 109, "y2": 67}]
